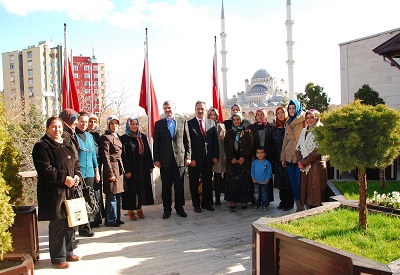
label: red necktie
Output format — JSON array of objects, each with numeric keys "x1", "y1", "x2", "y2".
[{"x1": 199, "y1": 120, "x2": 206, "y2": 139}]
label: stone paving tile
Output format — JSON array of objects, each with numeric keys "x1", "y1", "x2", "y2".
[{"x1": 34, "y1": 189, "x2": 292, "y2": 274}]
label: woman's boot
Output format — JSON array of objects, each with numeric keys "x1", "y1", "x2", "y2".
[
  {"x1": 295, "y1": 200, "x2": 304, "y2": 212},
  {"x1": 128, "y1": 210, "x2": 137, "y2": 220},
  {"x1": 137, "y1": 208, "x2": 145, "y2": 219}
]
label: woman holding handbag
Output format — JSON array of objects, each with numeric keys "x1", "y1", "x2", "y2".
[
  {"x1": 224, "y1": 113, "x2": 254, "y2": 210},
  {"x1": 32, "y1": 117, "x2": 81, "y2": 269}
]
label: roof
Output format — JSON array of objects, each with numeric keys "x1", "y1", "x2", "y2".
[
  {"x1": 373, "y1": 32, "x2": 400, "y2": 70},
  {"x1": 339, "y1": 27, "x2": 400, "y2": 46}
]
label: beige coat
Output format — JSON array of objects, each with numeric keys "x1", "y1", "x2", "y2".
[{"x1": 280, "y1": 112, "x2": 305, "y2": 163}]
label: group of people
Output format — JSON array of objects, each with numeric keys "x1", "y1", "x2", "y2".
[
  {"x1": 32, "y1": 110, "x2": 154, "y2": 269},
  {"x1": 32, "y1": 99, "x2": 327, "y2": 269}
]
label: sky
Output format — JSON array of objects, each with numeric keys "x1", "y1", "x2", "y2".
[{"x1": 1, "y1": 0, "x2": 400, "y2": 115}]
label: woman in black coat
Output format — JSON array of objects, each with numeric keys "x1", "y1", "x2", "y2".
[
  {"x1": 32, "y1": 117, "x2": 81, "y2": 269},
  {"x1": 121, "y1": 118, "x2": 154, "y2": 220}
]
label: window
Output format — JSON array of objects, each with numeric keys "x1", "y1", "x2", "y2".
[
  {"x1": 28, "y1": 87, "x2": 34, "y2": 97},
  {"x1": 84, "y1": 81, "x2": 90, "y2": 87},
  {"x1": 93, "y1": 66, "x2": 98, "y2": 71},
  {"x1": 93, "y1": 73, "x2": 98, "y2": 79},
  {"x1": 10, "y1": 63, "x2": 14, "y2": 70},
  {"x1": 73, "y1": 66, "x2": 78, "y2": 71},
  {"x1": 73, "y1": 73, "x2": 78, "y2": 79},
  {"x1": 9, "y1": 55, "x2": 15, "y2": 61},
  {"x1": 28, "y1": 78, "x2": 33, "y2": 85},
  {"x1": 10, "y1": 73, "x2": 15, "y2": 81},
  {"x1": 28, "y1": 70, "x2": 33, "y2": 76},
  {"x1": 84, "y1": 73, "x2": 90, "y2": 78},
  {"x1": 28, "y1": 61, "x2": 32, "y2": 67},
  {"x1": 94, "y1": 81, "x2": 98, "y2": 87},
  {"x1": 27, "y1": 52, "x2": 32, "y2": 58},
  {"x1": 94, "y1": 89, "x2": 99, "y2": 94},
  {"x1": 94, "y1": 96, "x2": 99, "y2": 102},
  {"x1": 95, "y1": 104, "x2": 99, "y2": 110},
  {"x1": 75, "y1": 81, "x2": 79, "y2": 87},
  {"x1": 84, "y1": 65, "x2": 89, "y2": 71},
  {"x1": 85, "y1": 89, "x2": 90, "y2": 94}
]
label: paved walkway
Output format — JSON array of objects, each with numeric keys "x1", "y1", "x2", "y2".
[{"x1": 34, "y1": 189, "x2": 292, "y2": 274}]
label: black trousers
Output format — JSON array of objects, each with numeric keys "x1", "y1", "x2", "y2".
[
  {"x1": 49, "y1": 218, "x2": 74, "y2": 264},
  {"x1": 160, "y1": 158, "x2": 186, "y2": 213},
  {"x1": 188, "y1": 162, "x2": 213, "y2": 208}
]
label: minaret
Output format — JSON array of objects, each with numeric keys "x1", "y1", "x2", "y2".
[
  {"x1": 220, "y1": 0, "x2": 228, "y2": 104},
  {"x1": 285, "y1": 0, "x2": 295, "y2": 99}
]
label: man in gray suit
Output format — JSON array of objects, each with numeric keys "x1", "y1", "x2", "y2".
[{"x1": 154, "y1": 100, "x2": 191, "y2": 219}]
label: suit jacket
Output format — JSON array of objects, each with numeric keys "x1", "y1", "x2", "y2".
[
  {"x1": 153, "y1": 117, "x2": 191, "y2": 168},
  {"x1": 188, "y1": 117, "x2": 219, "y2": 167}
]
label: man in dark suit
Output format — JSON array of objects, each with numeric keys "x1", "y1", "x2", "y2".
[
  {"x1": 187, "y1": 101, "x2": 219, "y2": 213},
  {"x1": 153, "y1": 100, "x2": 191, "y2": 219}
]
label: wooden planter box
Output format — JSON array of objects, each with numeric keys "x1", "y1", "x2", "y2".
[
  {"x1": 8, "y1": 206, "x2": 39, "y2": 261},
  {"x1": 0, "y1": 254, "x2": 34, "y2": 275},
  {"x1": 252, "y1": 203, "x2": 394, "y2": 275}
]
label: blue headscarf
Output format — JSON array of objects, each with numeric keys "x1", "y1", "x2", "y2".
[
  {"x1": 125, "y1": 118, "x2": 141, "y2": 137},
  {"x1": 287, "y1": 99, "x2": 302, "y2": 123}
]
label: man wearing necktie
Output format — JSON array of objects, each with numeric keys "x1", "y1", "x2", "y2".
[{"x1": 188, "y1": 101, "x2": 219, "y2": 213}]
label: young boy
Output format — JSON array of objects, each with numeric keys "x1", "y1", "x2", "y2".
[{"x1": 251, "y1": 146, "x2": 272, "y2": 211}]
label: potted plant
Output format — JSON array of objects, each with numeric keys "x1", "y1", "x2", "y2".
[{"x1": 0, "y1": 97, "x2": 36, "y2": 273}]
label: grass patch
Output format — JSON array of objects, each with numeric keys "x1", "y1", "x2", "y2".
[
  {"x1": 270, "y1": 207, "x2": 400, "y2": 264},
  {"x1": 334, "y1": 181, "x2": 400, "y2": 200}
]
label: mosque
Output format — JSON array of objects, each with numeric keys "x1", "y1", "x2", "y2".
[{"x1": 219, "y1": 0, "x2": 294, "y2": 123}]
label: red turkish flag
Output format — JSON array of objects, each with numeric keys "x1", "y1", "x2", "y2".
[
  {"x1": 212, "y1": 41, "x2": 224, "y2": 122},
  {"x1": 62, "y1": 58, "x2": 80, "y2": 112}
]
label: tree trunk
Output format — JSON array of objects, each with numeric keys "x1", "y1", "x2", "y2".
[
  {"x1": 380, "y1": 168, "x2": 386, "y2": 189},
  {"x1": 358, "y1": 168, "x2": 368, "y2": 230}
]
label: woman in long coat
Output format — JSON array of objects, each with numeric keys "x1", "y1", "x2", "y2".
[
  {"x1": 32, "y1": 117, "x2": 80, "y2": 269},
  {"x1": 100, "y1": 116, "x2": 127, "y2": 227},
  {"x1": 224, "y1": 113, "x2": 254, "y2": 209},
  {"x1": 207, "y1": 108, "x2": 226, "y2": 206},
  {"x1": 121, "y1": 118, "x2": 154, "y2": 220},
  {"x1": 272, "y1": 106, "x2": 294, "y2": 210},
  {"x1": 247, "y1": 108, "x2": 275, "y2": 203},
  {"x1": 296, "y1": 109, "x2": 327, "y2": 208},
  {"x1": 281, "y1": 99, "x2": 306, "y2": 212}
]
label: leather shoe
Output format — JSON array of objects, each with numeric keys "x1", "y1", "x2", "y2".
[
  {"x1": 194, "y1": 207, "x2": 202, "y2": 213},
  {"x1": 66, "y1": 255, "x2": 80, "y2": 262},
  {"x1": 202, "y1": 205, "x2": 215, "y2": 211},
  {"x1": 106, "y1": 223, "x2": 121, "y2": 227},
  {"x1": 90, "y1": 222, "x2": 101, "y2": 228},
  {"x1": 277, "y1": 205, "x2": 284, "y2": 209},
  {"x1": 162, "y1": 212, "x2": 171, "y2": 219},
  {"x1": 79, "y1": 231, "x2": 94, "y2": 237},
  {"x1": 54, "y1": 262, "x2": 70, "y2": 269},
  {"x1": 176, "y1": 209, "x2": 187, "y2": 217},
  {"x1": 117, "y1": 220, "x2": 125, "y2": 225}
]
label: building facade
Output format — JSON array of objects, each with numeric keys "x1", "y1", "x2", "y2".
[
  {"x1": 340, "y1": 28, "x2": 400, "y2": 109},
  {"x1": 2, "y1": 41, "x2": 63, "y2": 118},
  {"x1": 72, "y1": 55, "x2": 105, "y2": 116},
  {"x1": 224, "y1": 69, "x2": 287, "y2": 122}
]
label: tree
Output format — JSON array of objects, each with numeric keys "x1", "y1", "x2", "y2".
[
  {"x1": 297, "y1": 82, "x2": 330, "y2": 112},
  {"x1": 314, "y1": 101, "x2": 400, "y2": 230},
  {"x1": 354, "y1": 84, "x2": 385, "y2": 106}
]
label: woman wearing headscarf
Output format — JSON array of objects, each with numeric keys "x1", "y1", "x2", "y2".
[
  {"x1": 247, "y1": 108, "x2": 275, "y2": 205},
  {"x1": 121, "y1": 118, "x2": 154, "y2": 220},
  {"x1": 32, "y1": 117, "x2": 80, "y2": 269},
  {"x1": 207, "y1": 108, "x2": 226, "y2": 205},
  {"x1": 296, "y1": 109, "x2": 327, "y2": 208},
  {"x1": 280, "y1": 99, "x2": 306, "y2": 212},
  {"x1": 272, "y1": 106, "x2": 294, "y2": 211},
  {"x1": 100, "y1": 116, "x2": 127, "y2": 227},
  {"x1": 59, "y1": 108, "x2": 79, "y2": 153},
  {"x1": 224, "y1": 113, "x2": 254, "y2": 210}
]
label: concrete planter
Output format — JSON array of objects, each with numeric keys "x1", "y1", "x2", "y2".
[{"x1": 0, "y1": 254, "x2": 34, "y2": 275}]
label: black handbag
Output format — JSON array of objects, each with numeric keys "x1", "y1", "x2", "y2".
[
  {"x1": 80, "y1": 177, "x2": 100, "y2": 218},
  {"x1": 227, "y1": 169, "x2": 249, "y2": 195}
]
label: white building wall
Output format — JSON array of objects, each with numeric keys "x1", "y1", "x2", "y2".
[{"x1": 340, "y1": 28, "x2": 400, "y2": 109}]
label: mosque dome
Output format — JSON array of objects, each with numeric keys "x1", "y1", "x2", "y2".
[
  {"x1": 248, "y1": 84, "x2": 267, "y2": 94},
  {"x1": 252, "y1": 69, "x2": 271, "y2": 80}
]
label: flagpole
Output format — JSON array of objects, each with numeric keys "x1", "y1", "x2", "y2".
[
  {"x1": 64, "y1": 23, "x2": 70, "y2": 109},
  {"x1": 145, "y1": 28, "x2": 152, "y2": 145},
  {"x1": 214, "y1": 36, "x2": 219, "y2": 91}
]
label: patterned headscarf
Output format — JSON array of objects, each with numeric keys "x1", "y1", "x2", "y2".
[
  {"x1": 306, "y1": 109, "x2": 321, "y2": 122},
  {"x1": 207, "y1": 107, "x2": 219, "y2": 122},
  {"x1": 107, "y1": 116, "x2": 119, "y2": 133},
  {"x1": 231, "y1": 113, "x2": 244, "y2": 150},
  {"x1": 59, "y1": 108, "x2": 78, "y2": 126},
  {"x1": 255, "y1": 108, "x2": 268, "y2": 127},
  {"x1": 287, "y1": 99, "x2": 303, "y2": 123},
  {"x1": 125, "y1": 118, "x2": 144, "y2": 155},
  {"x1": 275, "y1": 106, "x2": 288, "y2": 128}
]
